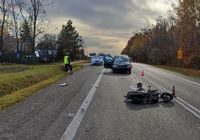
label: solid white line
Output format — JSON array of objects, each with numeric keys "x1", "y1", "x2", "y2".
[
  {"x1": 60, "y1": 69, "x2": 105, "y2": 140},
  {"x1": 173, "y1": 99, "x2": 200, "y2": 119},
  {"x1": 150, "y1": 67, "x2": 200, "y2": 86},
  {"x1": 135, "y1": 63, "x2": 200, "y2": 86},
  {"x1": 169, "y1": 74, "x2": 200, "y2": 86},
  {"x1": 143, "y1": 76, "x2": 200, "y2": 120},
  {"x1": 176, "y1": 97, "x2": 200, "y2": 114}
]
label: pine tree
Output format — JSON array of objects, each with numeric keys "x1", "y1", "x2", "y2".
[
  {"x1": 57, "y1": 20, "x2": 83, "y2": 60},
  {"x1": 19, "y1": 20, "x2": 32, "y2": 46}
]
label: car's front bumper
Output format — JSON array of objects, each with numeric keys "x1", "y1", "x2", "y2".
[
  {"x1": 113, "y1": 65, "x2": 131, "y2": 69},
  {"x1": 113, "y1": 67, "x2": 131, "y2": 71},
  {"x1": 91, "y1": 61, "x2": 104, "y2": 65}
]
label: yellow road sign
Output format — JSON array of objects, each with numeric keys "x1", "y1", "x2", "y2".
[{"x1": 177, "y1": 48, "x2": 183, "y2": 60}]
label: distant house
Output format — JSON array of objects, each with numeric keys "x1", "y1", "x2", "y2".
[
  {"x1": 0, "y1": 28, "x2": 18, "y2": 53},
  {"x1": 2, "y1": 37, "x2": 17, "y2": 53}
]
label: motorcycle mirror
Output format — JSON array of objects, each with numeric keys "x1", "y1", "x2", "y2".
[
  {"x1": 147, "y1": 85, "x2": 151, "y2": 90},
  {"x1": 137, "y1": 83, "x2": 143, "y2": 89}
]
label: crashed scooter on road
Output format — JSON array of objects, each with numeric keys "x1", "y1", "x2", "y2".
[{"x1": 125, "y1": 83, "x2": 173, "y2": 104}]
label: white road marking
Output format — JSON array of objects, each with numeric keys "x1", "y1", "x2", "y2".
[
  {"x1": 174, "y1": 99, "x2": 200, "y2": 119},
  {"x1": 144, "y1": 76, "x2": 200, "y2": 120},
  {"x1": 170, "y1": 74, "x2": 200, "y2": 86},
  {"x1": 176, "y1": 97, "x2": 200, "y2": 114},
  {"x1": 60, "y1": 69, "x2": 105, "y2": 140},
  {"x1": 135, "y1": 63, "x2": 200, "y2": 86}
]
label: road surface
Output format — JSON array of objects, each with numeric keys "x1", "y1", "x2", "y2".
[{"x1": 0, "y1": 63, "x2": 200, "y2": 140}]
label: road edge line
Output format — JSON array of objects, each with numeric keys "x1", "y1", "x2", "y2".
[
  {"x1": 60, "y1": 69, "x2": 105, "y2": 140},
  {"x1": 143, "y1": 76, "x2": 200, "y2": 120},
  {"x1": 136, "y1": 63, "x2": 200, "y2": 86}
]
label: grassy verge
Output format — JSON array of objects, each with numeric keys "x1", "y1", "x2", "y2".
[
  {"x1": 155, "y1": 65, "x2": 200, "y2": 78},
  {"x1": 0, "y1": 62, "x2": 86, "y2": 111}
]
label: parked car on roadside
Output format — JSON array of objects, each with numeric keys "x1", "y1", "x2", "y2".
[
  {"x1": 35, "y1": 49, "x2": 57, "y2": 62},
  {"x1": 104, "y1": 55, "x2": 132, "y2": 74}
]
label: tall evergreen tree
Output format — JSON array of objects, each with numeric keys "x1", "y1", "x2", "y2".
[
  {"x1": 19, "y1": 20, "x2": 32, "y2": 45},
  {"x1": 57, "y1": 20, "x2": 83, "y2": 60}
]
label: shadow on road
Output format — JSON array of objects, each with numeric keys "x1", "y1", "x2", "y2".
[
  {"x1": 124, "y1": 100, "x2": 174, "y2": 111},
  {"x1": 104, "y1": 71, "x2": 130, "y2": 77},
  {"x1": 160, "y1": 101, "x2": 175, "y2": 108},
  {"x1": 90, "y1": 64, "x2": 103, "y2": 67},
  {"x1": 124, "y1": 101, "x2": 159, "y2": 111}
]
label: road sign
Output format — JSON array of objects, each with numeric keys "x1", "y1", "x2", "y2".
[{"x1": 177, "y1": 48, "x2": 183, "y2": 60}]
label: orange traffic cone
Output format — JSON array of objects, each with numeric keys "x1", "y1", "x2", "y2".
[
  {"x1": 172, "y1": 85, "x2": 176, "y2": 97},
  {"x1": 140, "y1": 69, "x2": 144, "y2": 77}
]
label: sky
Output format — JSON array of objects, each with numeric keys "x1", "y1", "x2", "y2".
[{"x1": 46, "y1": 0, "x2": 178, "y2": 55}]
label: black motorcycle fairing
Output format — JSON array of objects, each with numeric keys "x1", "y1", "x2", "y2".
[{"x1": 125, "y1": 86, "x2": 173, "y2": 104}]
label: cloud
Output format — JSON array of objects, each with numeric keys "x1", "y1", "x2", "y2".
[{"x1": 46, "y1": 0, "x2": 178, "y2": 55}]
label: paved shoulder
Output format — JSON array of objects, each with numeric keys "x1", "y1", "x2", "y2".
[{"x1": 0, "y1": 65, "x2": 102, "y2": 140}]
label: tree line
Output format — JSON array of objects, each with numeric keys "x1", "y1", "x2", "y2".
[
  {"x1": 122, "y1": 0, "x2": 200, "y2": 69},
  {"x1": 0, "y1": 0, "x2": 84, "y2": 63},
  {"x1": 37, "y1": 20, "x2": 85, "y2": 60}
]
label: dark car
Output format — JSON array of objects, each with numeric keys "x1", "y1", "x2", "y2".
[
  {"x1": 35, "y1": 49, "x2": 57, "y2": 62},
  {"x1": 104, "y1": 55, "x2": 132, "y2": 74}
]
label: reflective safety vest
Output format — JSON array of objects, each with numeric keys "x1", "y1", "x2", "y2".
[{"x1": 64, "y1": 56, "x2": 69, "y2": 64}]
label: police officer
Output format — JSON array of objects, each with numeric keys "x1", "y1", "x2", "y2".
[{"x1": 64, "y1": 53, "x2": 72, "y2": 73}]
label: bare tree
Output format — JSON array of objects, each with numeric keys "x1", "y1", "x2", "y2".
[
  {"x1": 28, "y1": 0, "x2": 51, "y2": 53},
  {"x1": 10, "y1": 0, "x2": 20, "y2": 52},
  {"x1": 13, "y1": 0, "x2": 51, "y2": 53},
  {"x1": 0, "y1": 0, "x2": 11, "y2": 53}
]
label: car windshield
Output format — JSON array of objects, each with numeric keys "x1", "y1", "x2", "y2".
[
  {"x1": 114, "y1": 56, "x2": 130, "y2": 63},
  {"x1": 92, "y1": 56, "x2": 103, "y2": 59}
]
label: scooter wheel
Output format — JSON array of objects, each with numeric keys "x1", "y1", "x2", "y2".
[{"x1": 161, "y1": 92, "x2": 173, "y2": 102}]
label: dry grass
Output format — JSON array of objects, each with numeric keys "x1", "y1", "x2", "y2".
[
  {"x1": 0, "y1": 62, "x2": 86, "y2": 110},
  {"x1": 156, "y1": 65, "x2": 200, "y2": 78},
  {"x1": 0, "y1": 64, "x2": 64, "y2": 96}
]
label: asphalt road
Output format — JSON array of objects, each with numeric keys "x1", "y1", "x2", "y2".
[{"x1": 0, "y1": 63, "x2": 200, "y2": 140}]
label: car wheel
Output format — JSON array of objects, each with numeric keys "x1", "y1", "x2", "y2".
[
  {"x1": 113, "y1": 69, "x2": 116, "y2": 73},
  {"x1": 128, "y1": 69, "x2": 131, "y2": 74}
]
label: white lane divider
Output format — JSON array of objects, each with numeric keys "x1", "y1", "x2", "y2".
[
  {"x1": 144, "y1": 76, "x2": 200, "y2": 120},
  {"x1": 60, "y1": 69, "x2": 105, "y2": 140},
  {"x1": 135, "y1": 63, "x2": 200, "y2": 86}
]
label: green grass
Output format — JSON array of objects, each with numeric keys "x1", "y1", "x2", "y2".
[
  {"x1": 0, "y1": 62, "x2": 86, "y2": 110},
  {"x1": 155, "y1": 65, "x2": 200, "y2": 78},
  {"x1": 0, "y1": 64, "x2": 63, "y2": 96},
  {"x1": 0, "y1": 65, "x2": 30, "y2": 73}
]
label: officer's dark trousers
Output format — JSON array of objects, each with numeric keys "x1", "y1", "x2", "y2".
[{"x1": 65, "y1": 64, "x2": 72, "y2": 72}]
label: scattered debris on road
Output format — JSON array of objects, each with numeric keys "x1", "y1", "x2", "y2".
[
  {"x1": 86, "y1": 125, "x2": 89, "y2": 132},
  {"x1": 60, "y1": 82, "x2": 68, "y2": 87},
  {"x1": 67, "y1": 113, "x2": 75, "y2": 118}
]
